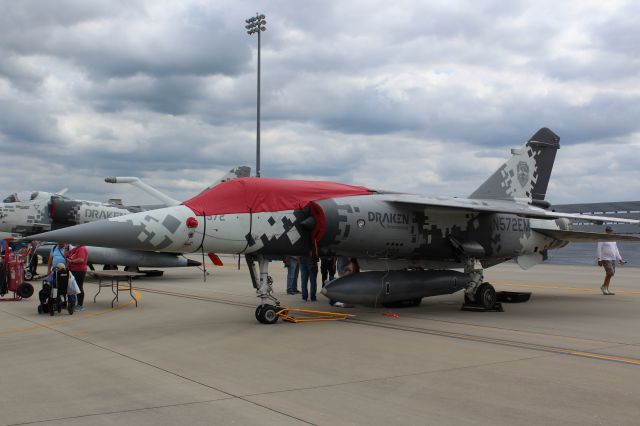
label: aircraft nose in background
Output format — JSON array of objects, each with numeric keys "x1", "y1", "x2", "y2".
[{"x1": 28, "y1": 205, "x2": 202, "y2": 253}]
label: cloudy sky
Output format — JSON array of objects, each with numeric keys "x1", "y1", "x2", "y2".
[{"x1": 1, "y1": 0, "x2": 638, "y2": 206}]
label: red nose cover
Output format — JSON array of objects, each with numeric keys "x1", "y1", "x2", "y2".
[{"x1": 183, "y1": 178, "x2": 372, "y2": 215}]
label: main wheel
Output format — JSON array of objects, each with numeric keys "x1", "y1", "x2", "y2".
[
  {"x1": 257, "y1": 305, "x2": 279, "y2": 324},
  {"x1": 37, "y1": 305, "x2": 43, "y2": 314},
  {"x1": 475, "y1": 283, "x2": 497, "y2": 309}
]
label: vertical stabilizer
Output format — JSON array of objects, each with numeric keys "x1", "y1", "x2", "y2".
[{"x1": 469, "y1": 128, "x2": 560, "y2": 201}]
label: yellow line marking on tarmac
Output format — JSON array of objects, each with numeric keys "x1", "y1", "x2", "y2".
[
  {"x1": 569, "y1": 352, "x2": 640, "y2": 365},
  {"x1": 355, "y1": 320, "x2": 640, "y2": 366},
  {"x1": 0, "y1": 289, "x2": 141, "y2": 337},
  {"x1": 495, "y1": 282, "x2": 640, "y2": 295}
]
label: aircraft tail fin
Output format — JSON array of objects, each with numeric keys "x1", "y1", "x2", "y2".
[{"x1": 469, "y1": 128, "x2": 560, "y2": 202}]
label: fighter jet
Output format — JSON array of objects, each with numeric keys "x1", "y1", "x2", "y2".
[{"x1": 29, "y1": 129, "x2": 640, "y2": 323}]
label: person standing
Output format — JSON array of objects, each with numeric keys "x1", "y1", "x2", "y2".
[
  {"x1": 284, "y1": 256, "x2": 300, "y2": 295},
  {"x1": 47, "y1": 242, "x2": 67, "y2": 275},
  {"x1": 299, "y1": 253, "x2": 319, "y2": 302},
  {"x1": 320, "y1": 256, "x2": 336, "y2": 287},
  {"x1": 597, "y1": 226, "x2": 625, "y2": 295},
  {"x1": 67, "y1": 244, "x2": 89, "y2": 310}
]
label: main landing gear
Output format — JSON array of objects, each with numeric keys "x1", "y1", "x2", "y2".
[
  {"x1": 246, "y1": 254, "x2": 282, "y2": 324},
  {"x1": 462, "y1": 258, "x2": 502, "y2": 311}
]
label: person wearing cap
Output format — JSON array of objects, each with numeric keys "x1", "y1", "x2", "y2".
[{"x1": 597, "y1": 226, "x2": 625, "y2": 295}]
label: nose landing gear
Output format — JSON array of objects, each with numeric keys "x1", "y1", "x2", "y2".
[{"x1": 246, "y1": 254, "x2": 281, "y2": 324}]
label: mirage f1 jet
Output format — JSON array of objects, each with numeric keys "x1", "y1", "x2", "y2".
[{"x1": 29, "y1": 129, "x2": 640, "y2": 323}]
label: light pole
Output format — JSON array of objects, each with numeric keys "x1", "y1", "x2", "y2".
[{"x1": 245, "y1": 13, "x2": 266, "y2": 178}]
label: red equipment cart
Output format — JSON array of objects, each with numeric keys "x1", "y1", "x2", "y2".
[{"x1": 0, "y1": 238, "x2": 34, "y2": 301}]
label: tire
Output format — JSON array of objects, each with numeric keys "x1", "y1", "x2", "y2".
[
  {"x1": 258, "y1": 305, "x2": 279, "y2": 324},
  {"x1": 255, "y1": 305, "x2": 265, "y2": 323},
  {"x1": 49, "y1": 304, "x2": 55, "y2": 316},
  {"x1": 37, "y1": 305, "x2": 43, "y2": 314},
  {"x1": 475, "y1": 283, "x2": 497, "y2": 309},
  {"x1": 17, "y1": 282, "x2": 34, "y2": 299},
  {"x1": 68, "y1": 304, "x2": 74, "y2": 315}
]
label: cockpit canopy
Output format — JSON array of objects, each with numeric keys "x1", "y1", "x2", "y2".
[{"x1": 2, "y1": 191, "x2": 50, "y2": 203}]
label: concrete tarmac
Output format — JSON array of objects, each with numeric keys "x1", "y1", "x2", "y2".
[{"x1": 1, "y1": 259, "x2": 639, "y2": 425}]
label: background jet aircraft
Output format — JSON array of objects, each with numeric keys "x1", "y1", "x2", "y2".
[
  {"x1": 3, "y1": 166, "x2": 250, "y2": 272},
  {"x1": 0, "y1": 189, "x2": 198, "y2": 270},
  {"x1": 30, "y1": 129, "x2": 640, "y2": 323}
]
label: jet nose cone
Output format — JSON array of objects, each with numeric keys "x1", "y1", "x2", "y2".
[{"x1": 29, "y1": 205, "x2": 201, "y2": 253}]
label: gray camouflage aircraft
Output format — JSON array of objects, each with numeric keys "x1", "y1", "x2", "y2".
[
  {"x1": 0, "y1": 190, "x2": 140, "y2": 235},
  {"x1": 30, "y1": 128, "x2": 640, "y2": 323}
]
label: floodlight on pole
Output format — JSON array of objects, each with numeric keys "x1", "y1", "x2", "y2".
[{"x1": 245, "y1": 13, "x2": 267, "y2": 178}]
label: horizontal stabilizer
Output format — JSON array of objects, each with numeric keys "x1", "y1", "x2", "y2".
[{"x1": 532, "y1": 228, "x2": 640, "y2": 243}]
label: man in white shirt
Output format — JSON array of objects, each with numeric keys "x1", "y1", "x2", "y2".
[{"x1": 597, "y1": 226, "x2": 625, "y2": 295}]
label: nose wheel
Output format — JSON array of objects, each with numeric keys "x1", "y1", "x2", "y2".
[{"x1": 255, "y1": 304, "x2": 281, "y2": 324}]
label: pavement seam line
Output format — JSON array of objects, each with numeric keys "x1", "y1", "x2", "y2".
[
  {"x1": 5, "y1": 398, "x2": 236, "y2": 426},
  {"x1": 239, "y1": 353, "x2": 559, "y2": 399},
  {"x1": 2, "y1": 308, "x2": 315, "y2": 426},
  {"x1": 133, "y1": 286, "x2": 640, "y2": 365},
  {"x1": 347, "y1": 319, "x2": 640, "y2": 366}
]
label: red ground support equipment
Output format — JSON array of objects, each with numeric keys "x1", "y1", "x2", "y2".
[{"x1": 0, "y1": 238, "x2": 34, "y2": 301}]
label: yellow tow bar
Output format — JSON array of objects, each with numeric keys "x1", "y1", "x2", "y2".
[{"x1": 276, "y1": 307, "x2": 355, "y2": 323}]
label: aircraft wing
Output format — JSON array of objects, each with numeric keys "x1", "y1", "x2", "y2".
[
  {"x1": 385, "y1": 194, "x2": 640, "y2": 225},
  {"x1": 531, "y1": 228, "x2": 640, "y2": 243}
]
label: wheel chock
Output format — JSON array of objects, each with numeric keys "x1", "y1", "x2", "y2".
[
  {"x1": 496, "y1": 291, "x2": 531, "y2": 303},
  {"x1": 276, "y1": 307, "x2": 355, "y2": 323},
  {"x1": 461, "y1": 302, "x2": 504, "y2": 312}
]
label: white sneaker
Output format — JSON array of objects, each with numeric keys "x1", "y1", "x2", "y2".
[
  {"x1": 600, "y1": 286, "x2": 607, "y2": 295},
  {"x1": 607, "y1": 290, "x2": 615, "y2": 295}
]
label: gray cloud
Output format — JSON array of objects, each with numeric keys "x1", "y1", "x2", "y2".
[{"x1": 0, "y1": 0, "x2": 638, "y2": 205}]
